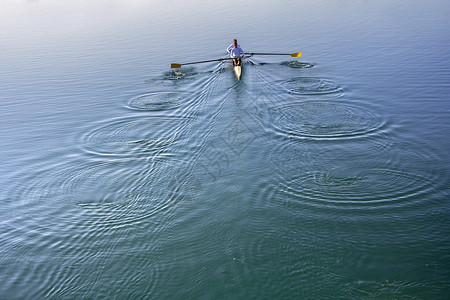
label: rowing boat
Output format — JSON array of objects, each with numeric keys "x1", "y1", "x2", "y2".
[
  {"x1": 233, "y1": 64, "x2": 242, "y2": 80},
  {"x1": 170, "y1": 52, "x2": 301, "y2": 79}
]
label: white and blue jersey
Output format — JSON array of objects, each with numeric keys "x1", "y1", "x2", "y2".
[{"x1": 227, "y1": 44, "x2": 245, "y2": 58}]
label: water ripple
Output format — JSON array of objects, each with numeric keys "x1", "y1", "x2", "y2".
[
  {"x1": 0, "y1": 158, "x2": 201, "y2": 298},
  {"x1": 127, "y1": 92, "x2": 188, "y2": 111},
  {"x1": 280, "y1": 61, "x2": 314, "y2": 69},
  {"x1": 276, "y1": 77, "x2": 342, "y2": 95},
  {"x1": 79, "y1": 115, "x2": 190, "y2": 159},
  {"x1": 252, "y1": 99, "x2": 387, "y2": 141},
  {"x1": 162, "y1": 68, "x2": 198, "y2": 81},
  {"x1": 2, "y1": 154, "x2": 202, "y2": 230},
  {"x1": 272, "y1": 168, "x2": 440, "y2": 213}
]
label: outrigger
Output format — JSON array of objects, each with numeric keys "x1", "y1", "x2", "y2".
[{"x1": 171, "y1": 52, "x2": 301, "y2": 80}]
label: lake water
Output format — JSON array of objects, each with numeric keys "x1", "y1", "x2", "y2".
[{"x1": 1, "y1": 0, "x2": 450, "y2": 298}]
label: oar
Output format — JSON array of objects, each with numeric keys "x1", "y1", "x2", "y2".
[
  {"x1": 171, "y1": 57, "x2": 234, "y2": 69},
  {"x1": 245, "y1": 52, "x2": 301, "y2": 57}
]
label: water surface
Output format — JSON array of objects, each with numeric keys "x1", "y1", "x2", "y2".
[{"x1": 1, "y1": 0, "x2": 450, "y2": 298}]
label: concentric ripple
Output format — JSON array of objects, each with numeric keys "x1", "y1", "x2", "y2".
[
  {"x1": 280, "y1": 61, "x2": 314, "y2": 69},
  {"x1": 3, "y1": 158, "x2": 199, "y2": 230},
  {"x1": 79, "y1": 115, "x2": 190, "y2": 158},
  {"x1": 276, "y1": 168, "x2": 438, "y2": 212},
  {"x1": 0, "y1": 157, "x2": 199, "y2": 298},
  {"x1": 145, "y1": 68, "x2": 199, "y2": 87},
  {"x1": 267, "y1": 100, "x2": 386, "y2": 140},
  {"x1": 66, "y1": 161, "x2": 200, "y2": 229},
  {"x1": 127, "y1": 92, "x2": 188, "y2": 111},
  {"x1": 162, "y1": 68, "x2": 198, "y2": 81},
  {"x1": 276, "y1": 77, "x2": 341, "y2": 95}
]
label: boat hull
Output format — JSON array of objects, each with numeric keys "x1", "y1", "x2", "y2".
[{"x1": 233, "y1": 65, "x2": 242, "y2": 80}]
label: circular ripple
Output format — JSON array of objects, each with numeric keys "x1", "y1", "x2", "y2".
[
  {"x1": 127, "y1": 92, "x2": 187, "y2": 111},
  {"x1": 280, "y1": 61, "x2": 314, "y2": 68},
  {"x1": 276, "y1": 77, "x2": 341, "y2": 95},
  {"x1": 3, "y1": 158, "x2": 198, "y2": 230},
  {"x1": 0, "y1": 159, "x2": 196, "y2": 298},
  {"x1": 163, "y1": 68, "x2": 198, "y2": 80},
  {"x1": 69, "y1": 161, "x2": 201, "y2": 229},
  {"x1": 79, "y1": 115, "x2": 189, "y2": 158},
  {"x1": 268, "y1": 100, "x2": 386, "y2": 140},
  {"x1": 3, "y1": 160, "x2": 142, "y2": 208},
  {"x1": 275, "y1": 168, "x2": 439, "y2": 212},
  {"x1": 145, "y1": 68, "x2": 198, "y2": 87}
]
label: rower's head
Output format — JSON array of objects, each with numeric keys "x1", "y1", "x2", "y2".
[{"x1": 233, "y1": 39, "x2": 238, "y2": 47}]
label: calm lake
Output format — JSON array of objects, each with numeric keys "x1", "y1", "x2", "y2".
[{"x1": 1, "y1": 0, "x2": 449, "y2": 298}]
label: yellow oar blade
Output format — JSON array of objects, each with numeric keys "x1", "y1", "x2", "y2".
[
  {"x1": 290, "y1": 52, "x2": 302, "y2": 57},
  {"x1": 171, "y1": 63, "x2": 182, "y2": 69}
]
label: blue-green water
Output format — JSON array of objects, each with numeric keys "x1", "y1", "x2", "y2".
[{"x1": 1, "y1": 0, "x2": 450, "y2": 298}]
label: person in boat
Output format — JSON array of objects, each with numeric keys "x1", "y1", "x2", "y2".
[{"x1": 227, "y1": 39, "x2": 245, "y2": 66}]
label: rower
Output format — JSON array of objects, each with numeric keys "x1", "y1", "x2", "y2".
[{"x1": 227, "y1": 39, "x2": 245, "y2": 66}]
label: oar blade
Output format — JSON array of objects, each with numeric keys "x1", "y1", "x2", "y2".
[
  {"x1": 171, "y1": 63, "x2": 182, "y2": 69},
  {"x1": 290, "y1": 52, "x2": 302, "y2": 57}
]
